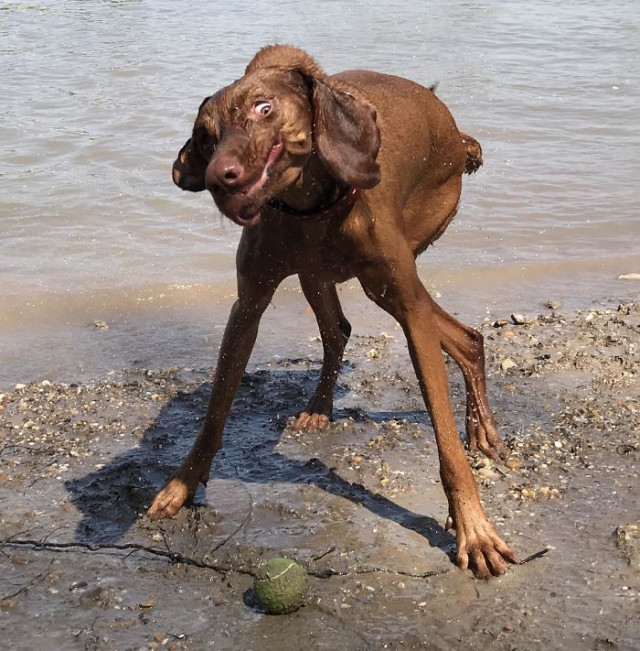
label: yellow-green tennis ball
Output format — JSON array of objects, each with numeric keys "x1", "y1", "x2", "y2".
[{"x1": 253, "y1": 558, "x2": 308, "y2": 615}]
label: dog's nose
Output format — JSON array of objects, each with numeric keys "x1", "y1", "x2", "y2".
[{"x1": 207, "y1": 154, "x2": 246, "y2": 191}]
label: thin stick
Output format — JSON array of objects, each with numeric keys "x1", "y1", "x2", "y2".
[
  {"x1": 0, "y1": 538, "x2": 444, "y2": 580},
  {"x1": 518, "y1": 546, "x2": 551, "y2": 565}
]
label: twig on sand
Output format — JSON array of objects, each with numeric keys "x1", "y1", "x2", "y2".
[
  {"x1": 518, "y1": 546, "x2": 551, "y2": 565},
  {"x1": 1, "y1": 538, "x2": 255, "y2": 576},
  {"x1": 308, "y1": 566, "x2": 442, "y2": 579},
  {"x1": 1, "y1": 559, "x2": 54, "y2": 603},
  {"x1": 310, "y1": 545, "x2": 337, "y2": 562},
  {"x1": 0, "y1": 537, "x2": 444, "y2": 581}
]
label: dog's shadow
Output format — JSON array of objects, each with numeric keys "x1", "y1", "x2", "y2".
[{"x1": 64, "y1": 365, "x2": 455, "y2": 558}]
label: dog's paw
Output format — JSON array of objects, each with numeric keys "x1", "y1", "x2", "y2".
[
  {"x1": 291, "y1": 411, "x2": 330, "y2": 431},
  {"x1": 466, "y1": 408, "x2": 502, "y2": 459},
  {"x1": 447, "y1": 509, "x2": 516, "y2": 579},
  {"x1": 147, "y1": 478, "x2": 192, "y2": 519},
  {"x1": 147, "y1": 465, "x2": 209, "y2": 520}
]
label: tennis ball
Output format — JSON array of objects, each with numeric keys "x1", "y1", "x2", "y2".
[{"x1": 253, "y1": 558, "x2": 308, "y2": 615}]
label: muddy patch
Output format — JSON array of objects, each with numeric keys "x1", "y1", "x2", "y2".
[{"x1": 1, "y1": 300, "x2": 639, "y2": 650}]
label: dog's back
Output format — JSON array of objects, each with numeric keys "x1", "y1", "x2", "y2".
[{"x1": 333, "y1": 70, "x2": 475, "y2": 254}]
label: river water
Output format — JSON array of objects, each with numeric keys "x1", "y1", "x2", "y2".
[{"x1": 1, "y1": 0, "x2": 638, "y2": 387}]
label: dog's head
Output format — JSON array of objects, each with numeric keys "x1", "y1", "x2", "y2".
[{"x1": 172, "y1": 46, "x2": 381, "y2": 226}]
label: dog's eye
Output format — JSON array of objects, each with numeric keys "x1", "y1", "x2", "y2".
[{"x1": 253, "y1": 101, "x2": 272, "y2": 117}]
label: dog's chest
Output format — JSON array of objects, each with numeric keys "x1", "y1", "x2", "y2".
[{"x1": 268, "y1": 217, "x2": 363, "y2": 282}]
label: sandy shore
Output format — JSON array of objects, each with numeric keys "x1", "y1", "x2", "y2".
[{"x1": 1, "y1": 299, "x2": 639, "y2": 650}]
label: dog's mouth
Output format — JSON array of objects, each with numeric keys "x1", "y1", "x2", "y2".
[{"x1": 212, "y1": 138, "x2": 284, "y2": 227}]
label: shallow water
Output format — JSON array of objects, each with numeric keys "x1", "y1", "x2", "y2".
[{"x1": 1, "y1": 0, "x2": 639, "y2": 386}]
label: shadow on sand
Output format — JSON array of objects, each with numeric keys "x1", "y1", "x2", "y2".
[{"x1": 64, "y1": 365, "x2": 455, "y2": 559}]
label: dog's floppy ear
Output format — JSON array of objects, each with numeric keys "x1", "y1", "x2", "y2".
[
  {"x1": 246, "y1": 45, "x2": 380, "y2": 189},
  {"x1": 172, "y1": 137, "x2": 207, "y2": 192},
  {"x1": 311, "y1": 80, "x2": 380, "y2": 189},
  {"x1": 172, "y1": 96, "x2": 213, "y2": 192}
]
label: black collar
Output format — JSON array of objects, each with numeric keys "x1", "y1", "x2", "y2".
[{"x1": 267, "y1": 186, "x2": 361, "y2": 222}]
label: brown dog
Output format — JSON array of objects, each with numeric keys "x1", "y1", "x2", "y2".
[{"x1": 148, "y1": 45, "x2": 516, "y2": 579}]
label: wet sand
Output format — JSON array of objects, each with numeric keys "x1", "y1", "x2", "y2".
[{"x1": 1, "y1": 298, "x2": 639, "y2": 650}]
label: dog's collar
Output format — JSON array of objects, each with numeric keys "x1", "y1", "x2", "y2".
[{"x1": 267, "y1": 186, "x2": 361, "y2": 221}]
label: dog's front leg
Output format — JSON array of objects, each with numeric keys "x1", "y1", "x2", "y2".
[
  {"x1": 357, "y1": 241, "x2": 516, "y2": 579},
  {"x1": 147, "y1": 270, "x2": 281, "y2": 519}
]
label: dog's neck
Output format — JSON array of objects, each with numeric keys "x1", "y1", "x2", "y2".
[{"x1": 269, "y1": 153, "x2": 357, "y2": 220}]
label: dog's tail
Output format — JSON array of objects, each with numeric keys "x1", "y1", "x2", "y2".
[{"x1": 461, "y1": 133, "x2": 483, "y2": 174}]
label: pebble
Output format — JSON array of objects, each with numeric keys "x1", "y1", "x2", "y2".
[
  {"x1": 613, "y1": 523, "x2": 640, "y2": 567},
  {"x1": 0, "y1": 599, "x2": 18, "y2": 611},
  {"x1": 139, "y1": 600, "x2": 156, "y2": 609},
  {"x1": 477, "y1": 466, "x2": 502, "y2": 480},
  {"x1": 80, "y1": 586, "x2": 110, "y2": 608},
  {"x1": 501, "y1": 358, "x2": 517, "y2": 372}
]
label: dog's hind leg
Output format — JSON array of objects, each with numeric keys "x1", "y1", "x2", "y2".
[
  {"x1": 292, "y1": 275, "x2": 351, "y2": 431},
  {"x1": 433, "y1": 304, "x2": 502, "y2": 458},
  {"x1": 356, "y1": 232, "x2": 515, "y2": 579}
]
